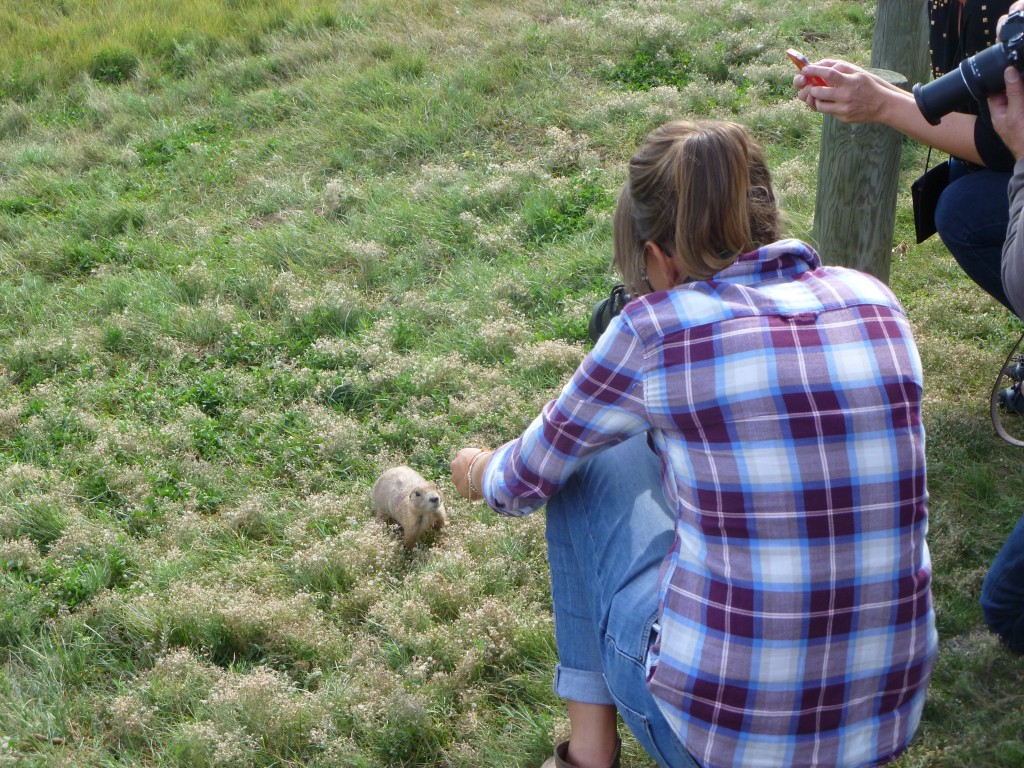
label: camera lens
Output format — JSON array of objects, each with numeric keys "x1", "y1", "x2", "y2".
[
  {"x1": 914, "y1": 43, "x2": 1011, "y2": 125},
  {"x1": 587, "y1": 284, "x2": 629, "y2": 344}
]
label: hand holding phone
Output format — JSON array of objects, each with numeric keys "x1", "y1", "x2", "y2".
[{"x1": 786, "y1": 49, "x2": 828, "y2": 87}]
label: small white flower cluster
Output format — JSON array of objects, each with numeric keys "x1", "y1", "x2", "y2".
[
  {"x1": 398, "y1": 289, "x2": 467, "y2": 327},
  {"x1": 107, "y1": 693, "x2": 158, "y2": 743},
  {"x1": 0, "y1": 537, "x2": 41, "y2": 572},
  {"x1": 550, "y1": 16, "x2": 595, "y2": 34},
  {"x1": 457, "y1": 210, "x2": 525, "y2": 257},
  {"x1": 321, "y1": 178, "x2": 361, "y2": 219},
  {"x1": 407, "y1": 352, "x2": 469, "y2": 394},
  {"x1": 152, "y1": 646, "x2": 222, "y2": 690},
  {"x1": 601, "y1": 8, "x2": 688, "y2": 43},
  {"x1": 5, "y1": 334, "x2": 80, "y2": 372},
  {"x1": 542, "y1": 126, "x2": 599, "y2": 174},
  {"x1": 360, "y1": 338, "x2": 393, "y2": 368},
  {"x1": 206, "y1": 664, "x2": 334, "y2": 751},
  {"x1": 158, "y1": 404, "x2": 209, "y2": 454},
  {"x1": 0, "y1": 404, "x2": 23, "y2": 439},
  {"x1": 278, "y1": 274, "x2": 365, "y2": 323},
  {"x1": 479, "y1": 159, "x2": 545, "y2": 193},
  {"x1": 47, "y1": 518, "x2": 129, "y2": 570},
  {"x1": 448, "y1": 382, "x2": 520, "y2": 421},
  {"x1": 478, "y1": 314, "x2": 531, "y2": 350},
  {"x1": 458, "y1": 210, "x2": 484, "y2": 230},
  {"x1": 345, "y1": 668, "x2": 431, "y2": 735},
  {"x1": 118, "y1": 147, "x2": 141, "y2": 166},
  {"x1": 299, "y1": 403, "x2": 369, "y2": 462},
  {"x1": 288, "y1": 523, "x2": 400, "y2": 591},
  {"x1": 588, "y1": 84, "x2": 687, "y2": 123},
  {"x1": 309, "y1": 336, "x2": 363, "y2": 367},
  {"x1": 298, "y1": 491, "x2": 353, "y2": 521},
  {"x1": 1, "y1": 462, "x2": 49, "y2": 489},
  {"x1": 479, "y1": 216, "x2": 524, "y2": 256},
  {"x1": 152, "y1": 508, "x2": 210, "y2": 550},
  {"x1": 116, "y1": 582, "x2": 345, "y2": 659},
  {"x1": 0, "y1": 735, "x2": 13, "y2": 766},
  {"x1": 175, "y1": 298, "x2": 238, "y2": 330},
  {"x1": 409, "y1": 162, "x2": 463, "y2": 199},
  {"x1": 219, "y1": 494, "x2": 277, "y2": 538},
  {"x1": 270, "y1": 269, "x2": 304, "y2": 299},
  {"x1": 342, "y1": 238, "x2": 387, "y2": 267},
  {"x1": 170, "y1": 720, "x2": 256, "y2": 767},
  {"x1": 87, "y1": 421, "x2": 148, "y2": 463},
  {"x1": 514, "y1": 339, "x2": 584, "y2": 374}
]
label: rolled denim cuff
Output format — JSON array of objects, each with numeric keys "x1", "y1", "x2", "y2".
[{"x1": 553, "y1": 664, "x2": 615, "y2": 705}]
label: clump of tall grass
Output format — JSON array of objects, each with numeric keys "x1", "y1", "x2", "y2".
[{"x1": 0, "y1": 1, "x2": 344, "y2": 97}]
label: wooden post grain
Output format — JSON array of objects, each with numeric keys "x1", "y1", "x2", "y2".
[
  {"x1": 872, "y1": 0, "x2": 930, "y2": 86},
  {"x1": 812, "y1": 68, "x2": 907, "y2": 283}
]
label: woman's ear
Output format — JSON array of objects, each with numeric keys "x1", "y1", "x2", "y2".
[{"x1": 643, "y1": 242, "x2": 682, "y2": 290}]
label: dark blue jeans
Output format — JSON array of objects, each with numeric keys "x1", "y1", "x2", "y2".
[
  {"x1": 935, "y1": 159, "x2": 1015, "y2": 314},
  {"x1": 981, "y1": 513, "x2": 1024, "y2": 653}
]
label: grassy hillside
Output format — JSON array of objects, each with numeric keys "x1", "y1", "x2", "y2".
[{"x1": 0, "y1": 0, "x2": 1022, "y2": 765}]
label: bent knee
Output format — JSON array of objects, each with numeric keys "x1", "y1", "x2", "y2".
[{"x1": 981, "y1": 584, "x2": 1024, "y2": 654}]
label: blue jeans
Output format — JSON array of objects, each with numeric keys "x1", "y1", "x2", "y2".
[
  {"x1": 981, "y1": 513, "x2": 1024, "y2": 653},
  {"x1": 935, "y1": 159, "x2": 1014, "y2": 313},
  {"x1": 545, "y1": 434, "x2": 698, "y2": 768}
]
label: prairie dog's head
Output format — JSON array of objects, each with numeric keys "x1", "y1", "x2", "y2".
[{"x1": 409, "y1": 483, "x2": 443, "y2": 511}]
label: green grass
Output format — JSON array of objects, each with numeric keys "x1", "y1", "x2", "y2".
[{"x1": 0, "y1": 0, "x2": 1022, "y2": 765}]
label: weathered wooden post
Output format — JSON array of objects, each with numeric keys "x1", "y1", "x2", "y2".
[
  {"x1": 812, "y1": 0, "x2": 928, "y2": 283},
  {"x1": 812, "y1": 69, "x2": 906, "y2": 283},
  {"x1": 872, "y1": 0, "x2": 929, "y2": 85}
]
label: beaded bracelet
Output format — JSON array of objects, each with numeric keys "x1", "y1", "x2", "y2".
[{"x1": 467, "y1": 450, "x2": 492, "y2": 498}]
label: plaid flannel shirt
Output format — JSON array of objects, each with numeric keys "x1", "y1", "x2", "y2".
[{"x1": 482, "y1": 239, "x2": 937, "y2": 768}]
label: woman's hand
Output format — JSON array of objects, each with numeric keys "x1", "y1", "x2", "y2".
[
  {"x1": 990, "y1": 67, "x2": 1024, "y2": 160},
  {"x1": 450, "y1": 447, "x2": 491, "y2": 500},
  {"x1": 795, "y1": 59, "x2": 900, "y2": 124},
  {"x1": 796, "y1": 56, "x2": 983, "y2": 164}
]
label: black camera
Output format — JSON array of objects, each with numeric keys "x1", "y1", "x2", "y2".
[
  {"x1": 587, "y1": 284, "x2": 629, "y2": 343},
  {"x1": 914, "y1": 11, "x2": 1024, "y2": 125}
]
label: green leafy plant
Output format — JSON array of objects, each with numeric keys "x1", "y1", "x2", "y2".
[{"x1": 87, "y1": 47, "x2": 139, "y2": 84}]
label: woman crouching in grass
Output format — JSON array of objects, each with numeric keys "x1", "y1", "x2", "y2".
[{"x1": 451, "y1": 119, "x2": 937, "y2": 768}]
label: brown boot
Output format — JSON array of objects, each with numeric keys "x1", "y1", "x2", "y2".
[{"x1": 540, "y1": 739, "x2": 621, "y2": 768}]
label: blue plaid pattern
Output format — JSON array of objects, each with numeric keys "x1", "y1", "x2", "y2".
[{"x1": 482, "y1": 240, "x2": 936, "y2": 767}]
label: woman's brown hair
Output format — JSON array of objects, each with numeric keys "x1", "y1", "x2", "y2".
[{"x1": 613, "y1": 120, "x2": 780, "y2": 296}]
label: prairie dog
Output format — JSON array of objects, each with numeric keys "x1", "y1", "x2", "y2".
[{"x1": 372, "y1": 466, "x2": 446, "y2": 548}]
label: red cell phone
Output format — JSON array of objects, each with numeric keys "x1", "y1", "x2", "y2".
[{"x1": 786, "y1": 48, "x2": 828, "y2": 87}]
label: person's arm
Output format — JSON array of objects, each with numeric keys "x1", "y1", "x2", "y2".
[
  {"x1": 796, "y1": 59, "x2": 983, "y2": 165},
  {"x1": 990, "y1": 66, "x2": 1024, "y2": 315},
  {"x1": 1001, "y1": 158, "x2": 1024, "y2": 316},
  {"x1": 450, "y1": 313, "x2": 651, "y2": 516}
]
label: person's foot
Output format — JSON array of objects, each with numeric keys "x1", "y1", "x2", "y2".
[{"x1": 540, "y1": 739, "x2": 621, "y2": 768}]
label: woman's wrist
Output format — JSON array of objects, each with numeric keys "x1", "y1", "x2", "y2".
[
  {"x1": 467, "y1": 449, "x2": 493, "y2": 500},
  {"x1": 871, "y1": 79, "x2": 907, "y2": 127}
]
